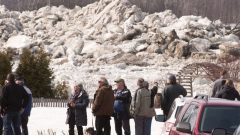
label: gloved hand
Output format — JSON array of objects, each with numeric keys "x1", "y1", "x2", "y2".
[
  {"x1": 0, "y1": 108, "x2": 6, "y2": 116},
  {"x1": 20, "y1": 108, "x2": 24, "y2": 114}
]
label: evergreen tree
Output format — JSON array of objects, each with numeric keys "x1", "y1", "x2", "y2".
[
  {"x1": 53, "y1": 81, "x2": 69, "y2": 99},
  {"x1": 0, "y1": 51, "x2": 12, "y2": 85},
  {"x1": 16, "y1": 48, "x2": 53, "y2": 98}
]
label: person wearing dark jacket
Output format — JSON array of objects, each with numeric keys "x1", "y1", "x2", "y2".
[
  {"x1": 1, "y1": 73, "x2": 29, "y2": 135},
  {"x1": 150, "y1": 81, "x2": 158, "y2": 108},
  {"x1": 113, "y1": 78, "x2": 132, "y2": 135},
  {"x1": 211, "y1": 70, "x2": 228, "y2": 97},
  {"x1": 161, "y1": 74, "x2": 187, "y2": 119},
  {"x1": 215, "y1": 79, "x2": 240, "y2": 100},
  {"x1": 66, "y1": 83, "x2": 89, "y2": 135},
  {"x1": 0, "y1": 84, "x2": 3, "y2": 135},
  {"x1": 92, "y1": 77, "x2": 114, "y2": 135},
  {"x1": 15, "y1": 76, "x2": 32, "y2": 135}
]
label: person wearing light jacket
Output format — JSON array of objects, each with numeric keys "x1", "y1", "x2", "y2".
[{"x1": 133, "y1": 80, "x2": 156, "y2": 135}]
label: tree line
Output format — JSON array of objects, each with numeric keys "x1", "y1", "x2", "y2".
[{"x1": 0, "y1": 48, "x2": 68, "y2": 99}]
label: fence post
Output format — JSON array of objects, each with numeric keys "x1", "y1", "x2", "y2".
[{"x1": 41, "y1": 97, "x2": 44, "y2": 107}]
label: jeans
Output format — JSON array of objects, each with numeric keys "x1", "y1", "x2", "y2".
[
  {"x1": 21, "y1": 116, "x2": 29, "y2": 135},
  {"x1": 134, "y1": 116, "x2": 152, "y2": 135},
  {"x1": 3, "y1": 111, "x2": 21, "y2": 135},
  {"x1": 0, "y1": 116, "x2": 3, "y2": 135},
  {"x1": 145, "y1": 117, "x2": 152, "y2": 135},
  {"x1": 95, "y1": 116, "x2": 111, "y2": 135}
]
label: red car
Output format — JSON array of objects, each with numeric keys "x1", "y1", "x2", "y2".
[{"x1": 170, "y1": 95, "x2": 240, "y2": 135}]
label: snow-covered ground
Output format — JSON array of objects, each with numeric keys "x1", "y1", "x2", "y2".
[{"x1": 28, "y1": 107, "x2": 164, "y2": 135}]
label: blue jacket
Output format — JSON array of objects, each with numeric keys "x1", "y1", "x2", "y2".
[
  {"x1": 113, "y1": 88, "x2": 132, "y2": 119},
  {"x1": 22, "y1": 86, "x2": 32, "y2": 117}
]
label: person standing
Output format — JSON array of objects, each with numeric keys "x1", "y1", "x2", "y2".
[
  {"x1": 133, "y1": 80, "x2": 156, "y2": 135},
  {"x1": 211, "y1": 70, "x2": 228, "y2": 97},
  {"x1": 0, "y1": 84, "x2": 3, "y2": 135},
  {"x1": 113, "y1": 78, "x2": 131, "y2": 135},
  {"x1": 15, "y1": 76, "x2": 32, "y2": 135},
  {"x1": 1, "y1": 73, "x2": 29, "y2": 135},
  {"x1": 92, "y1": 77, "x2": 114, "y2": 135},
  {"x1": 161, "y1": 74, "x2": 187, "y2": 119},
  {"x1": 215, "y1": 79, "x2": 240, "y2": 100},
  {"x1": 66, "y1": 83, "x2": 89, "y2": 135},
  {"x1": 150, "y1": 81, "x2": 158, "y2": 108}
]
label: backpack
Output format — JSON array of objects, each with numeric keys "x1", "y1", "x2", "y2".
[
  {"x1": 129, "y1": 89, "x2": 139, "y2": 118},
  {"x1": 154, "y1": 93, "x2": 162, "y2": 108}
]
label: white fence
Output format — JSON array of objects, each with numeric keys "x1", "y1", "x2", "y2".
[{"x1": 32, "y1": 98, "x2": 94, "y2": 108}]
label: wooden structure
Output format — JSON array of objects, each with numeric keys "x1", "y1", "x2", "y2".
[
  {"x1": 177, "y1": 62, "x2": 224, "y2": 97},
  {"x1": 32, "y1": 98, "x2": 94, "y2": 108}
]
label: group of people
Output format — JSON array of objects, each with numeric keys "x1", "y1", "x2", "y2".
[
  {"x1": 0, "y1": 73, "x2": 32, "y2": 135},
  {"x1": 0, "y1": 70, "x2": 237, "y2": 135},
  {"x1": 66, "y1": 74, "x2": 187, "y2": 135},
  {"x1": 211, "y1": 70, "x2": 240, "y2": 100}
]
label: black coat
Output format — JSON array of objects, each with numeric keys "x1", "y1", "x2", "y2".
[
  {"x1": 1, "y1": 83, "x2": 29, "y2": 113},
  {"x1": 66, "y1": 90, "x2": 89, "y2": 126},
  {"x1": 150, "y1": 86, "x2": 158, "y2": 108},
  {"x1": 211, "y1": 78, "x2": 225, "y2": 97},
  {"x1": 161, "y1": 83, "x2": 187, "y2": 116},
  {"x1": 215, "y1": 86, "x2": 240, "y2": 100},
  {"x1": 113, "y1": 88, "x2": 132, "y2": 119}
]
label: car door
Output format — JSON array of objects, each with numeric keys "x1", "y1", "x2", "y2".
[{"x1": 170, "y1": 103, "x2": 200, "y2": 135}]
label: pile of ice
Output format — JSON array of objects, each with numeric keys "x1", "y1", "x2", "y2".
[{"x1": 0, "y1": 0, "x2": 239, "y2": 96}]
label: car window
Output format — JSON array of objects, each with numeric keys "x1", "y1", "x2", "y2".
[
  {"x1": 167, "y1": 101, "x2": 176, "y2": 119},
  {"x1": 181, "y1": 104, "x2": 199, "y2": 131},
  {"x1": 175, "y1": 106, "x2": 183, "y2": 118},
  {"x1": 200, "y1": 106, "x2": 240, "y2": 133},
  {"x1": 233, "y1": 125, "x2": 240, "y2": 135}
]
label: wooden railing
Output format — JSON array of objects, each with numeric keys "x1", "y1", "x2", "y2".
[{"x1": 32, "y1": 98, "x2": 94, "y2": 108}]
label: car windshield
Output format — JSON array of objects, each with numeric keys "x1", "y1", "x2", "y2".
[{"x1": 200, "y1": 106, "x2": 240, "y2": 133}]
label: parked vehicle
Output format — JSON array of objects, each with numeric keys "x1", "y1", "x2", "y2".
[
  {"x1": 155, "y1": 95, "x2": 187, "y2": 135},
  {"x1": 169, "y1": 95, "x2": 240, "y2": 135},
  {"x1": 233, "y1": 125, "x2": 240, "y2": 135}
]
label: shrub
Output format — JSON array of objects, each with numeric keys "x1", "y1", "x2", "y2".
[
  {"x1": 0, "y1": 51, "x2": 12, "y2": 85},
  {"x1": 218, "y1": 54, "x2": 240, "y2": 82},
  {"x1": 16, "y1": 48, "x2": 54, "y2": 98},
  {"x1": 53, "y1": 81, "x2": 69, "y2": 99}
]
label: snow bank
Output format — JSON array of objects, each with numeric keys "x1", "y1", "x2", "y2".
[
  {"x1": 29, "y1": 107, "x2": 164, "y2": 135},
  {"x1": 6, "y1": 35, "x2": 33, "y2": 48}
]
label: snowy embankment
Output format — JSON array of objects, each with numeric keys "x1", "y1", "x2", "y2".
[
  {"x1": 0, "y1": 0, "x2": 239, "y2": 96},
  {"x1": 29, "y1": 107, "x2": 163, "y2": 135}
]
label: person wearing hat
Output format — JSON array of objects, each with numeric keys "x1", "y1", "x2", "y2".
[
  {"x1": 66, "y1": 83, "x2": 89, "y2": 135},
  {"x1": 113, "y1": 78, "x2": 132, "y2": 135},
  {"x1": 161, "y1": 74, "x2": 187, "y2": 119},
  {"x1": 15, "y1": 76, "x2": 32, "y2": 135},
  {"x1": 92, "y1": 77, "x2": 114, "y2": 135},
  {"x1": 131, "y1": 78, "x2": 145, "y2": 118}
]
